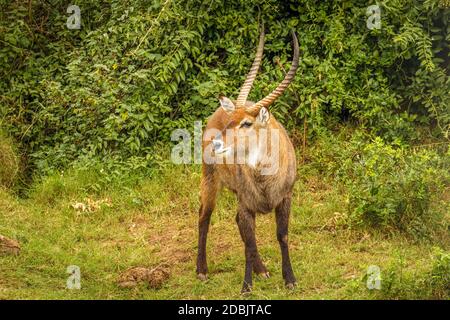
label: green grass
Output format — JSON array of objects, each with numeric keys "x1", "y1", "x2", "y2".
[{"x1": 0, "y1": 163, "x2": 448, "y2": 300}]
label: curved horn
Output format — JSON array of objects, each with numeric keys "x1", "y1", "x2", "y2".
[
  {"x1": 247, "y1": 30, "x2": 299, "y2": 115},
  {"x1": 235, "y1": 24, "x2": 265, "y2": 107}
]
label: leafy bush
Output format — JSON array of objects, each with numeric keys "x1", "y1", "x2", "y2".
[
  {"x1": 428, "y1": 247, "x2": 450, "y2": 298},
  {"x1": 0, "y1": 0, "x2": 448, "y2": 175},
  {"x1": 0, "y1": 132, "x2": 20, "y2": 189},
  {"x1": 304, "y1": 130, "x2": 449, "y2": 237},
  {"x1": 373, "y1": 249, "x2": 449, "y2": 299},
  {"x1": 342, "y1": 138, "x2": 448, "y2": 236}
]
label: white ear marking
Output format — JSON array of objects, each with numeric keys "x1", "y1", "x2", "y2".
[
  {"x1": 219, "y1": 96, "x2": 235, "y2": 113},
  {"x1": 258, "y1": 107, "x2": 270, "y2": 123}
]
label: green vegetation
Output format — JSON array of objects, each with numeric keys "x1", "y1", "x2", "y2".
[
  {"x1": 0, "y1": 163, "x2": 448, "y2": 299},
  {"x1": 1, "y1": 0, "x2": 449, "y2": 172},
  {"x1": 428, "y1": 248, "x2": 450, "y2": 298},
  {"x1": 0, "y1": 0, "x2": 449, "y2": 299},
  {"x1": 305, "y1": 131, "x2": 449, "y2": 238},
  {"x1": 0, "y1": 132, "x2": 20, "y2": 189}
]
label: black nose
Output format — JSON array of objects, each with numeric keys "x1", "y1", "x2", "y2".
[{"x1": 212, "y1": 139, "x2": 223, "y2": 151}]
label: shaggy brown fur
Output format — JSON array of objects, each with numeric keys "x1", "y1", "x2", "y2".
[
  {"x1": 197, "y1": 27, "x2": 299, "y2": 293},
  {"x1": 196, "y1": 100, "x2": 297, "y2": 293}
]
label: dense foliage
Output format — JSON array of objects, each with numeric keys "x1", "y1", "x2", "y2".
[
  {"x1": 0, "y1": 0, "x2": 449, "y2": 236},
  {"x1": 1, "y1": 0, "x2": 449, "y2": 173},
  {"x1": 304, "y1": 130, "x2": 449, "y2": 238},
  {"x1": 0, "y1": 131, "x2": 20, "y2": 188}
]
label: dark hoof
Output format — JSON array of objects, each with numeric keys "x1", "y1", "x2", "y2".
[
  {"x1": 241, "y1": 283, "x2": 252, "y2": 295},
  {"x1": 286, "y1": 282, "x2": 296, "y2": 290},
  {"x1": 197, "y1": 273, "x2": 208, "y2": 281}
]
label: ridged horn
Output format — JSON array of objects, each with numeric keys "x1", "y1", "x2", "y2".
[
  {"x1": 247, "y1": 30, "x2": 299, "y2": 115},
  {"x1": 235, "y1": 24, "x2": 265, "y2": 107}
]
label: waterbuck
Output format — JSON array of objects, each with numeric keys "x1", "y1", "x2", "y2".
[{"x1": 196, "y1": 26, "x2": 299, "y2": 293}]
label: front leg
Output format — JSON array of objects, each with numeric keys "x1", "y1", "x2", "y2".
[
  {"x1": 250, "y1": 214, "x2": 269, "y2": 278},
  {"x1": 236, "y1": 208, "x2": 258, "y2": 293},
  {"x1": 196, "y1": 171, "x2": 218, "y2": 280},
  {"x1": 275, "y1": 196, "x2": 296, "y2": 289}
]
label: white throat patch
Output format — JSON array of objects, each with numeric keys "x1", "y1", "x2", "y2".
[{"x1": 247, "y1": 142, "x2": 262, "y2": 168}]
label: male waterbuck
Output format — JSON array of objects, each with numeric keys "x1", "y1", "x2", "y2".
[{"x1": 196, "y1": 25, "x2": 299, "y2": 293}]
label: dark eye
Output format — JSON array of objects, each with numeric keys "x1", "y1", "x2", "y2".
[{"x1": 240, "y1": 121, "x2": 253, "y2": 128}]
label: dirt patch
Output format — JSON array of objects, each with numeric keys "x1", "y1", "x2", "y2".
[
  {"x1": 146, "y1": 218, "x2": 196, "y2": 264},
  {"x1": 117, "y1": 265, "x2": 170, "y2": 289},
  {"x1": 128, "y1": 215, "x2": 152, "y2": 236},
  {"x1": 0, "y1": 235, "x2": 20, "y2": 256}
]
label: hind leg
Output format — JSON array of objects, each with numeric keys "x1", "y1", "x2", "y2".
[
  {"x1": 275, "y1": 196, "x2": 296, "y2": 289},
  {"x1": 249, "y1": 215, "x2": 269, "y2": 278},
  {"x1": 253, "y1": 255, "x2": 269, "y2": 278},
  {"x1": 236, "y1": 207, "x2": 261, "y2": 293}
]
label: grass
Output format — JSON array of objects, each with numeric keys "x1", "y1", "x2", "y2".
[{"x1": 0, "y1": 162, "x2": 448, "y2": 300}]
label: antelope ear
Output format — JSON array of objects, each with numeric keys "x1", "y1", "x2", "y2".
[
  {"x1": 219, "y1": 96, "x2": 235, "y2": 113},
  {"x1": 257, "y1": 107, "x2": 270, "y2": 124}
]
